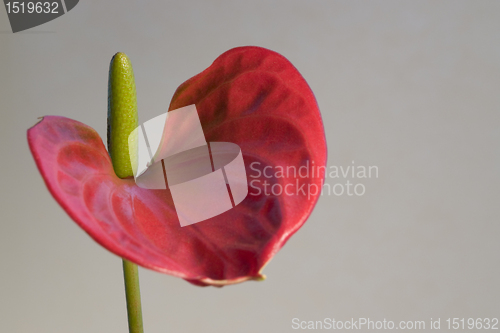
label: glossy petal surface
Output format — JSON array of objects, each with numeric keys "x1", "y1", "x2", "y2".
[{"x1": 28, "y1": 46, "x2": 327, "y2": 286}]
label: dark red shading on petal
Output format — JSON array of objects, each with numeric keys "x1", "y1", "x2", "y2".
[{"x1": 27, "y1": 46, "x2": 327, "y2": 286}]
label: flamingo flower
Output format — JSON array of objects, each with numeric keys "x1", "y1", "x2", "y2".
[{"x1": 27, "y1": 46, "x2": 327, "y2": 287}]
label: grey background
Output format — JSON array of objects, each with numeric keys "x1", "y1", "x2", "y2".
[{"x1": 1, "y1": 1, "x2": 499, "y2": 332}]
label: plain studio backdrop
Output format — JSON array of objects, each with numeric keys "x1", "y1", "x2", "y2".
[{"x1": 1, "y1": 1, "x2": 499, "y2": 332}]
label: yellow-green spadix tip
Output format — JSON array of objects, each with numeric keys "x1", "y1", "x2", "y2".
[{"x1": 107, "y1": 52, "x2": 138, "y2": 179}]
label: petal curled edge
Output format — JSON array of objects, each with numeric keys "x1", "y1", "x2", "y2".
[{"x1": 28, "y1": 46, "x2": 327, "y2": 286}]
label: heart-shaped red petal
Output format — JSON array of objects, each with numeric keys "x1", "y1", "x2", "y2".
[{"x1": 27, "y1": 46, "x2": 327, "y2": 286}]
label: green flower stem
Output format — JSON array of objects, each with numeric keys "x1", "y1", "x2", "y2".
[
  {"x1": 122, "y1": 260, "x2": 144, "y2": 333},
  {"x1": 107, "y1": 52, "x2": 144, "y2": 333}
]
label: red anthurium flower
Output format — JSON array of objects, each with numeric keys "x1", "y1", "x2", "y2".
[{"x1": 27, "y1": 46, "x2": 327, "y2": 286}]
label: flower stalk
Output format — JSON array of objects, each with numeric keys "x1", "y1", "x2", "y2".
[{"x1": 107, "y1": 52, "x2": 144, "y2": 333}]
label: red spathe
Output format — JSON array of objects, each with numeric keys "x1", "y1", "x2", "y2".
[{"x1": 27, "y1": 46, "x2": 327, "y2": 286}]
